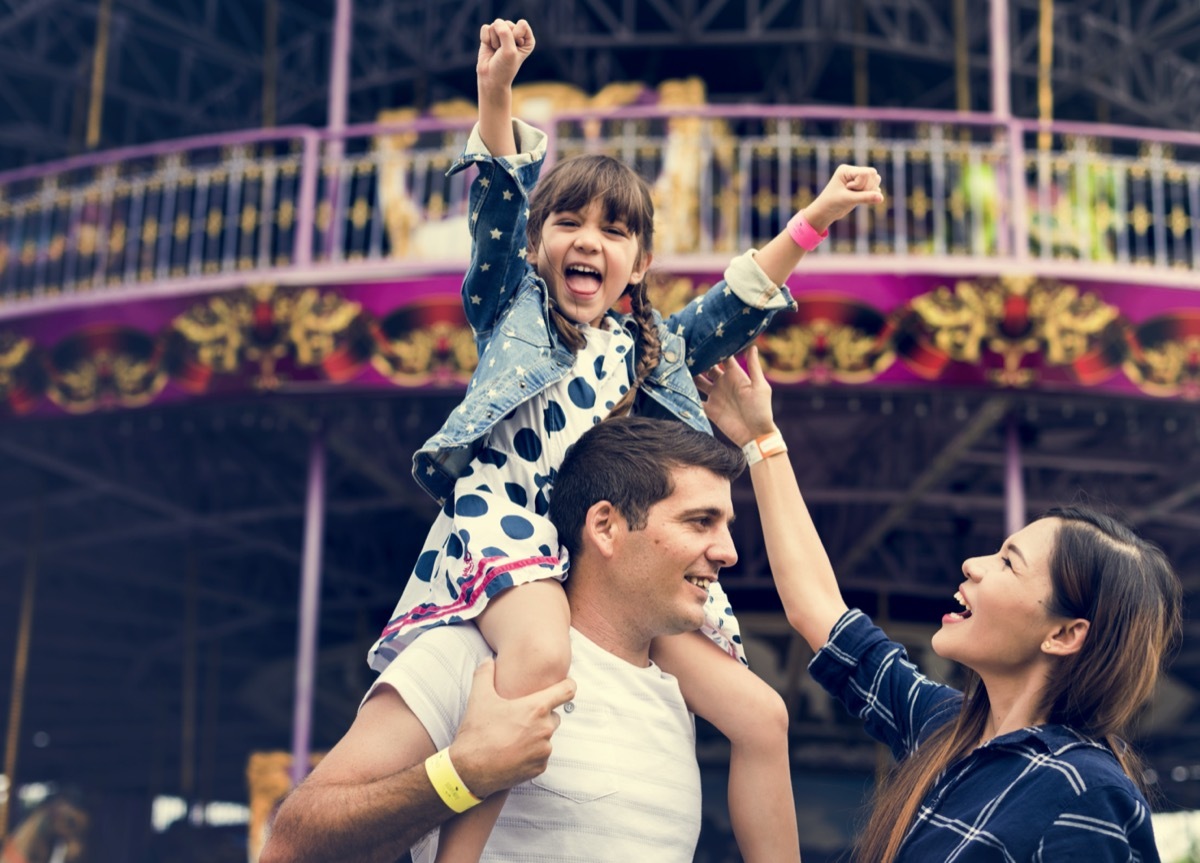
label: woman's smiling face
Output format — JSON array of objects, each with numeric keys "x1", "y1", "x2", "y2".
[{"x1": 932, "y1": 517, "x2": 1064, "y2": 680}]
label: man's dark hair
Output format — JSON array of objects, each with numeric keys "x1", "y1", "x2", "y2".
[{"x1": 548, "y1": 416, "x2": 745, "y2": 559}]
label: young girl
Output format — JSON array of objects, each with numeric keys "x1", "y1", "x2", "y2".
[
  {"x1": 698, "y1": 346, "x2": 1181, "y2": 862},
  {"x1": 368, "y1": 18, "x2": 882, "y2": 862}
]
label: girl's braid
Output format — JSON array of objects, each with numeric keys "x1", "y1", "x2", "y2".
[
  {"x1": 606, "y1": 280, "x2": 661, "y2": 419},
  {"x1": 548, "y1": 296, "x2": 587, "y2": 354}
]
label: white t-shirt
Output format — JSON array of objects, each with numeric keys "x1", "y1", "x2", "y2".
[{"x1": 370, "y1": 626, "x2": 702, "y2": 862}]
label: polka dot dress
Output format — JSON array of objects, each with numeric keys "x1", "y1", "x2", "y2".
[{"x1": 368, "y1": 321, "x2": 746, "y2": 672}]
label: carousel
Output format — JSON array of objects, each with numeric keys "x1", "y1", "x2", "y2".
[{"x1": 0, "y1": 1, "x2": 1198, "y2": 861}]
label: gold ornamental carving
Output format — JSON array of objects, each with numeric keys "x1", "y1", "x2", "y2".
[
  {"x1": 759, "y1": 297, "x2": 896, "y2": 384},
  {"x1": 370, "y1": 299, "x2": 478, "y2": 386},
  {"x1": 1123, "y1": 312, "x2": 1200, "y2": 399},
  {"x1": 899, "y1": 275, "x2": 1124, "y2": 386},
  {"x1": 43, "y1": 328, "x2": 168, "y2": 413},
  {"x1": 169, "y1": 283, "x2": 368, "y2": 390}
]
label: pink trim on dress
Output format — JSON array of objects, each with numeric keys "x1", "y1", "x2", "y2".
[{"x1": 379, "y1": 553, "x2": 560, "y2": 638}]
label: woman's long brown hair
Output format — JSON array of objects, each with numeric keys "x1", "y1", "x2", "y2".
[{"x1": 856, "y1": 507, "x2": 1183, "y2": 862}]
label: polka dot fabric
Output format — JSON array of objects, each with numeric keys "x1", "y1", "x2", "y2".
[
  {"x1": 368, "y1": 321, "x2": 747, "y2": 672},
  {"x1": 369, "y1": 323, "x2": 632, "y2": 670}
]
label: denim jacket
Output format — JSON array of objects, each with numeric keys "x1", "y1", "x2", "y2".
[{"x1": 412, "y1": 120, "x2": 797, "y2": 503}]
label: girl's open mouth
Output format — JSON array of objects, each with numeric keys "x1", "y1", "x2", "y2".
[{"x1": 563, "y1": 264, "x2": 603, "y2": 296}]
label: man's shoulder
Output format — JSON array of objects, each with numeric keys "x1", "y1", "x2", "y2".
[
  {"x1": 398, "y1": 625, "x2": 490, "y2": 667},
  {"x1": 373, "y1": 625, "x2": 490, "y2": 693},
  {"x1": 410, "y1": 623, "x2": 489, "y2": 652}
]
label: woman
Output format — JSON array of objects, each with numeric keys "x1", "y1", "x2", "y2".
[{"x1": 697, "y1": 347, "x2": 1182, "y2": 862}]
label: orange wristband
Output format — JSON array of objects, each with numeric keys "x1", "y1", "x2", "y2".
[{"x1": 742, "y1": 430, "x2": 787, "y2": 465}]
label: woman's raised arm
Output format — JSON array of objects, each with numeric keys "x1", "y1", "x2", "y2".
[{"x1": 696, "y1": 347, "x2": 849, "y2": 651}]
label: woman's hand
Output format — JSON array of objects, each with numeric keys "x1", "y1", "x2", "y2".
[{"x1": 694, "y1": 346, "x2": 777, "y2": 447}]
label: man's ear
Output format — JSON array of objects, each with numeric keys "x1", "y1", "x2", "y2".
[
  {"x1": 582, "y1": 500, "x2": 623, "y2": 559},
  {"x1": 629, "y1": 251, "x2": 653, "y2": 285},
  {"x1": 1042, "y1": 618, "x2": 1090, "y2": 657}
]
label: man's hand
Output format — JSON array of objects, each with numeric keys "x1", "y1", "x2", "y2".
[
  {"x1": 803, "y1": 164, "x2": 884, "y2": 232},
  {"x1": 477, "y1": 19, "x2": 535, "y2": 101},
  {"x1": 449, "y1": 659, "x2": 575, "y2": 799},
  {"x1": 694, "y1": 346, "x2": 776, "y2": 447}
]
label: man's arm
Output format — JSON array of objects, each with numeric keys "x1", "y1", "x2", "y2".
[
  {"x1": 696, "y1": 347, "x2": 849, "y2": 651},
  {"x1": 259, "y1": 660, "x2": 575, "y2": 863}
]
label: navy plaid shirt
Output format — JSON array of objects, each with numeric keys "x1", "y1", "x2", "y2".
[{"x1": 810, "y1": 609, "x2": 1161, "y2": 862}]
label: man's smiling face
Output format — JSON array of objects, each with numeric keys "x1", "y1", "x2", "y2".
[{"x1": 612, "y1": 465, "x2": 738, "y2": 640}]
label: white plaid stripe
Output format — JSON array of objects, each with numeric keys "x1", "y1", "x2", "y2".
[{"x1": 810, "y1": 610, "x2": 1161, "y2": 862}]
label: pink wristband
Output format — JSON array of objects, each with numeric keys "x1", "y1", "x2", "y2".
[{"x1": 786, "y1": 211, "x2": 829, "y2": 251}]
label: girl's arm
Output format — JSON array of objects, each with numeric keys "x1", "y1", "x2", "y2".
[
  {"x1": 456, "y1": 19, "x2": 542, "y2": 341},
  {"x1": 753, "y1": 164, "x2": 883, "y2": 284},
  {"x1": 667, "y1": 166, "x2": 884, "y2": 374},
  {"x1": 695, "y1": 347, "x2": 848, "y2": 651},
  {"x1": 476, "y1": 19, "x2": 534, "y2": 157}
]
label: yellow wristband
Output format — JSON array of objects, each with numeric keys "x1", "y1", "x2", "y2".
[
  {"x1": 424, "y1": 748, "x2": 483, "y2": 813},
  {"x1": 742, "y1": 430, "x2": 787, "y2": 466}
]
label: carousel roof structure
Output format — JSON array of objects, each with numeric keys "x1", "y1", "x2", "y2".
[
  {"x1": 0, "y1": 2, "x2": 1198, "y2": 859},
  {"x1": 1, "y1": 0, "x2": 1198, "y2": 170}
]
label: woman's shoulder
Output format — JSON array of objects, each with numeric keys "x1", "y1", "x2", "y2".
[{"x1": 1036, "y1": 726, "x2": 1147, "y2": 793}]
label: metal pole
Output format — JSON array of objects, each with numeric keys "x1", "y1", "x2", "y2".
[
  {"x1": 86, "y1": 0, "x2": 114, "y2": 149},
  {"x1": 1, "y1": 501, "x2": 42, "y2": 841},
  {"x1": 853, "y1": 0, "x2": 868, "y2": 107},
  {"x1": 328, "y1": 0, "x2": 351, "y2": 134},
  {"x1": 1004, "y1": 415, "x2": 1026, "y2": 537},
  {"x1": 322, "y1": 0, "x2": 353, "y2": 261},
  {"x1": 290, "y1": 432, "x2": 327, "y2": 787},
  {"x1": 954, "y1": 0, "x2": 970, "y2": 114},
  {"x1": 990, "y1": 0, "x2": 1011, "y2": 119},
  {"x1": 263, "y1": 0, "x2": 279, "y2": 128},
  {"x1": 993, "y1": 0, "x2": 1028, "y2": 260},
  {"x1": 181, "y1": 545, "x2": 197, "y2": 800},
  {"x1": 1037, "y1": 0, "x2": 1055, "y2": 150},
  {"x1": 294, "y1": 131, "x2": 320, "y2": 267}
]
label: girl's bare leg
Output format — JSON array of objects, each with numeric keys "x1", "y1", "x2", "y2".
[
  {"x1": 433, "y1": 580, "x2": 571, "y2": 862},
  {"x1": 652, "y1": 630, "x2": 801, "y2": 863}
]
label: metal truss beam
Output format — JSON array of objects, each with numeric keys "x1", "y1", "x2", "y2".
[
  {"x1": 1009, "y1": 0, "x2": 1200, "y2": 128},
  {"x1": 0, "y1": 0, "x2": 62, "y2": 40},
  {"x1": 0, "y1": 0, "x2": 330, "y2": 164},
  {"x1": 0, "y1": 436, "x2": 381, "y2": 596},
  {"x1": 1, "y1": 0, "x2": 1198, "y2": 171},
  {"x1": 838, "y1": 396, "x2": 1012, "y2": 573}
]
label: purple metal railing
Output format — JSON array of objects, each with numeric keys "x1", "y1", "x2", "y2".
[
  {"x1": 0, "y1": 106, "x2": 1196, "y2": 311},
  {"x1": 1017, "y1": 120, "x2": 1200, "y2": 271}
]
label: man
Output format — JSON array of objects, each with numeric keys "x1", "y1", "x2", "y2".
[{"x1": 260, "y1": 416, "x2": 745, "y2": 863}]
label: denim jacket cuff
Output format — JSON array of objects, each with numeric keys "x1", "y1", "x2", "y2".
[
  {"x1": 725, "y1": 249, "x2": 797, "y2": 311},
  {"x1": 451, "y1": 119, "x2": 548, "y2": 173}
]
